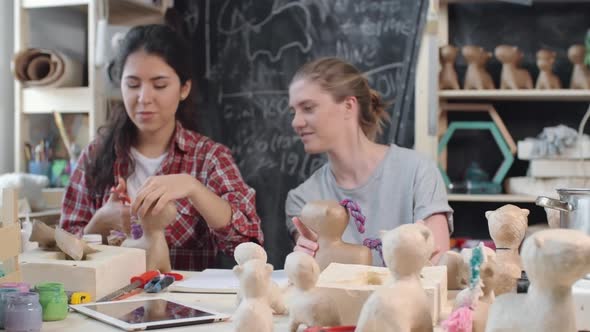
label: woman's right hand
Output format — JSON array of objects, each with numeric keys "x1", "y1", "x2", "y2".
[
  {"x1": 84, "y1": 177, "x2": 131, "y2": 236},
  {"x1": 292, "y1": 217, "x2": 319, "y2": 257}
]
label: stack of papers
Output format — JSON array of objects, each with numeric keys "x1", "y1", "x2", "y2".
[{"x1": 169, "y1": 269, "x2": 289, "y2": 293}]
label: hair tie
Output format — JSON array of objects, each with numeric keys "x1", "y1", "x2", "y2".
[{"x1": 340, "y1": 199, "x2": 366, "y2": 233}]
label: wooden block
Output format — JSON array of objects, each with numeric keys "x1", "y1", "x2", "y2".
[
  {"x1": 20, "y1": 245, "x2": 146, "y2": 299},
  {"x1": 0, "y1": 224, "x2": 21, "y2": 261},
  {"x1": 316, "y1": 263, "x2": 447, "y2": 325}
]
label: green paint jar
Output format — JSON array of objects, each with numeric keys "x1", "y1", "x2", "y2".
[{"x1": 35, "y1": 282, "x2": 68, "y2": 321}]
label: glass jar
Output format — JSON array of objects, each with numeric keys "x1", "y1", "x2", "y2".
[
  {"x1": 3, "y1": 292, "x2": 42, "y2": 332},
  {"x1": 0, "y1": 288, "x2": 19, "y2": 329},
  {"x1": 35, "y1": 282, "x2": 68, "y2": 321}
]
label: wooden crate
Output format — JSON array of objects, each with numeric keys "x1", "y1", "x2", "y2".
[{"x1": 0, "y1": 188, "x2": 22, "y2": 283}]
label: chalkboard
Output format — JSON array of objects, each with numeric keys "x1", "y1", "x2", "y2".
[{"x1": 173, "y1": 0, "x2": 428, "y2": 267}]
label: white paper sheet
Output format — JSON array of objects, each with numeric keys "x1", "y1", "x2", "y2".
[{"x1": 169, "y1": 269, "x2": 289, "y2": 293}]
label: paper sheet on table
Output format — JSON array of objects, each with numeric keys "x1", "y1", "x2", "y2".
[{"x1": 169, "y1": 269, "x2": 289, "y2": 293}]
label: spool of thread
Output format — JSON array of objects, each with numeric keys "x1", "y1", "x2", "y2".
[{"x1": 82, "y1": 234, "x2": 103, "y2": 245}]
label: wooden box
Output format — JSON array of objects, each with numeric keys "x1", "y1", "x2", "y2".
[
  {"x1": 0, "y1": 188, "x2": 22, "y2": 283},
  {"x1": 20, "y1": 245, "x2": 146, "y2": 299},
  {"x1": 316, "y1": 263, "x2": 447, "y2": 325}
]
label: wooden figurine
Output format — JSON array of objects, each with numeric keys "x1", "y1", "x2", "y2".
[
  {"x1": 55, "y1": 227, "x2": 98, "y2": 260},
  {"x1": 299, "y1": 200, "x2": 372, "y2": 271},
  {"x1": 486, "y1": 229, "x2": 590, "y2": 332},
  {"x1": 284, "y1": 251, "x2": 341, "y2": 332},
  {"x1": 495, "y1": 45, "x2": 533, "y2": 89},
  {"x1": 568, "y1": 44, "x2": 590, "y2": 89},
  {"x1": 486, "y1": 204, "x2": 529, "y2": 295},
  {"x1": 233, "y1": 259, "x2": 274, "y2": 332},
  {"x1": 121, "y1": 201, "x2": 176, "y2": 273},
  {"x1": 438, "y1": 250, "x2": 468, "y2": 290},
  {"x1": 355, "y1": 224, "x2": 434, "y2": 332},
  {"x1": 234, "y1": 242, "x2": 287, "y2": 315},
  {"x1": 536, "y1": 49, "x2": 561, "y2": 89},
  {"x1": 439, "y1": 45, "x2": 461, "y2": 90},
  {"x1": 462, "y1": 45, "x2": 495, "y2": 89}
]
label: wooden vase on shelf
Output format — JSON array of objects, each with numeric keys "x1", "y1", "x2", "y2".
[{"x1": 495, "y1": 45, "x2": 533, "y2": 89}]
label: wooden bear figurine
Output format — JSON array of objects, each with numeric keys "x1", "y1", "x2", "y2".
[
  {"x1": 486, "y1": 204, "x2": 529, "y2": 295},
  {"x1": 536, "y1": 49, "x2": 562, "y2": 89},
  {"x1": 299, "y1": 200, "x2": 372, "y2": 271},
  {"x1": 486, "y1": 229, "x2": 590, "y2": 332},
  {"x1": 439, "y1": 45, "x2": 461, "y2": 90},
  {"x1": 233, "y1": 259, "x2": 274, "y2": 332},
  {"x1": 356, "y1": 224, "x2": 434, "y2": 332},
  {"x1": 121, "y1": 201, "x2": 176, "y2": 273},
  {"x1": 284, "y1": 251, "x2": 341, "y2": 332},
  {"x1": 462, "y1": 45, "x2": 495, "y2": 89},
  {"x1": 495, "y1": 45, "x2": 533, "y2": 89},
  {"x1": 568, "y1": 44, "x2": 590, "y2": 89},
  {"x1": 234, "y1": 242, "x2": 287, "y2": 315}
]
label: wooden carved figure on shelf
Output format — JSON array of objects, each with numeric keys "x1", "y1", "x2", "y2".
[
  {"x1": 121, "y1": 201, "x2": 176, "y2": 273},
  {"x1": 495, "y1": 45, "x2": 533, "y2": 89},
  {"x1": 438, "y1": 250, "x2": 468, "y2": 290},
  {"x1": 535, "y1": 49, "x2": 562, "y2": 89},
  {"x1": 355, "y1": 224, "x2": 434, "y2": 332},
  {"x1": 234, "y1": 242, "x2": 287, "y2": 315},
  {"x1": 568, "y1": 44, "x2": 590, "y2": 89},
  {"x1": 299, "y1": 200, "x2": 372, "y2": 271},
  {"x1": 284, "y1": 251, "x2": 341, "y2": 332},
  {"x1": 486, "y1": 204, "x2": 529, "y2": 295},
  {"x1": 439, "y1": 45, "x2": 461, "y2": 90},
  {"x1": 462, "y1": 45, "x2": 495, "y2": 90},
  {"x1": 233, "y1": 259, "x2": 274, "y2": 332},
  {"x1": 486, "y1": 229, "x2": 590, "y2": 332}
]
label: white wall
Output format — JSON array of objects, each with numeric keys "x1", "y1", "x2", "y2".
[{"x1": 0, "y1": 1, "x2": 14, "y2": 174}]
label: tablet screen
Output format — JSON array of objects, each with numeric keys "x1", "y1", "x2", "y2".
[{"x1": 82, "y1": 299, "x2": 214, "y2": 324}]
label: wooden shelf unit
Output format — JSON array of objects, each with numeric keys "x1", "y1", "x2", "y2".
[{"x1": 439, "y1": 89, "x2": 590, "y2": 101}]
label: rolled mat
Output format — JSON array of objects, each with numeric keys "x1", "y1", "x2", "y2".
[{"x1": 13, "y1": 48, "x2": 83, "y2": 87}]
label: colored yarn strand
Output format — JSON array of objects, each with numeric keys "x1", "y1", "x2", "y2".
[{"x1": 340, "y1": 199, "x2": 367, "y2": 233}]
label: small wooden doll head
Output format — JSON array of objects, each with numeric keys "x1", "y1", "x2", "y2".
[
  {"x1": 568, "y1": 44, "x2": 586, "y2": 65},
  {"x1": 284, "y1": 251, "x2": 320, "y2": 291},
  {"x1": 537, "y1": 49, "x2": 557, "y2": 71},
  {"x1": 495, "y1": 45, "x2": 520, "y2": 65},
  {"x1": 299, "y1": 200, "x2": 348, "y2": 240},
  {"x1": 440, "y1": 45, "x2": 458, "y2": 63},
  {"x1": 486, "y1": 204, "x2": 529, "y2": 249},
  {"x1": 234, "y1": 242, "x2": 268, "y2": 265},
  {"x1": 381, "y1": 224, "x2": 434, "y2": 277},
  {"x1": 463, "y1": 45, "x2": 490, "y2": 65}
]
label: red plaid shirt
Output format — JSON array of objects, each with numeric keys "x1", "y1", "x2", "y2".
[{"x1": 60, "y1": 122, "x2": 264, "y2": 271}]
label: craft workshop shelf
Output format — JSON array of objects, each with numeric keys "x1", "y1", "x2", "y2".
[
  {"x1": 439, "y1": 89, "x2": 590, "y2": 101},
  {"x1": 21, "y1": 0, "x2": 169, "y2": 24},
  {"x1": 447, "y1": 194, "x2": 537, "y2": 203},
  {"x1": 21, "y1": 87, "x2": 92, "y2": 114}
]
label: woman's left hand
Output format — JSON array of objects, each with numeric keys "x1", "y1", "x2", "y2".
[{"x1": 131, "y1": 174, "x2": 198, "y2": 219}]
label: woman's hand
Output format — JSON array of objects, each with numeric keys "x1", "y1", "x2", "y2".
[
  {"x1": 85, "y1": 177, "x2": 131, "y2": 236},
  {"x1": 292, "y1": 217, "x2": 319, "y2": 257},
  {"x1": 131, "y1": 174, "x2": 197, "y2": 219}
]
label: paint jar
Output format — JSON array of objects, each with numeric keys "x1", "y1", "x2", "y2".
[
  {"x1": 0, "y1": 282, "x2": 31, "y2": 293},
  {"x1": 0, "y1": 288, "x2": 19, "y2": 329},
  {"x1": 3, "y1": 292, "x2": 42, "y2": 332},
  {"x1": 35, "y1": 282, "x2": 68, "y2": 321},
  {"x1": 82, "y1": 234, "x2": 103, "y2": 245}
]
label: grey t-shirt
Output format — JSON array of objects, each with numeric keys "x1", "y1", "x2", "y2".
[{"x1": 285, "y1": 144, "x2": 454, "y2": 265}]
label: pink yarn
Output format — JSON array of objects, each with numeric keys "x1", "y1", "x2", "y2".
[
  {"x1": 442, "y1": 306, "x2": 473, "y2": 332},
  {"x1": 340, "y1": 199, "x2": 366, "y2": 233}
]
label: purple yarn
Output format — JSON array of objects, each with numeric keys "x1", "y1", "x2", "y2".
[
  {"x1": 363, "y1": 238, "x2": 385, "y2": 267},
  {"x1": 340, "y1": 199, "x2": 367, "y2": 233},
  {"x1": 131, "y1": 222, "x2": 143, "y2": 239}
]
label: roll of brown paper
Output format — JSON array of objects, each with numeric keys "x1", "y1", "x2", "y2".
[{"x1": 13, "y1": 48, "x2": 83, "y2": 87}]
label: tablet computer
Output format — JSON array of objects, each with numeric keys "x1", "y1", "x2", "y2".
[{"x1": 70, "y1": 298, "x2": 230, "y2": 331}]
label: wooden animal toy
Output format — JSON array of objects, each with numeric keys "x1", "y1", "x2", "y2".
[
  {"x1": 121, "y1": 201, "x2": 176, "y2": 273},
  {"x1": 495, "y1": 45, "x2": 533, "y2": 89},
  {"x1": 438, "y1": 250, "x2": 468, "y2": 290},
  {"x1": 568, "y1": 44, "x2": 590, "y2": 89},
  {"x1": 462, "y1": 45, "x2": 495, "y2": 89},
  {"x1": 486, "y1": 204, "x2": 529, "y2": 295},
  {"x1": 355, "y1": 224, "x2": 434, "y2": 332},
  {"x1": 299, "y1": 200, "x2": 372, "y2": 271},
  {"x1": 233, "y1": 259, "x2": 274, "y2": 332},
  {"x1": 284, "y1": 251, "x2": 341, "y2": 332},
  {"x1": 486, "y1": 229, "x2": 590, "y2": 332},
  {"x1": 234, "y1": 242, "x2": 287, "y2": 315},
  {"x1": 536, "y1": 49, "x2": 561, "y2": 89},
  {"x1": 439, "y1": 45, "x2": 461, "y2": 90}
]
